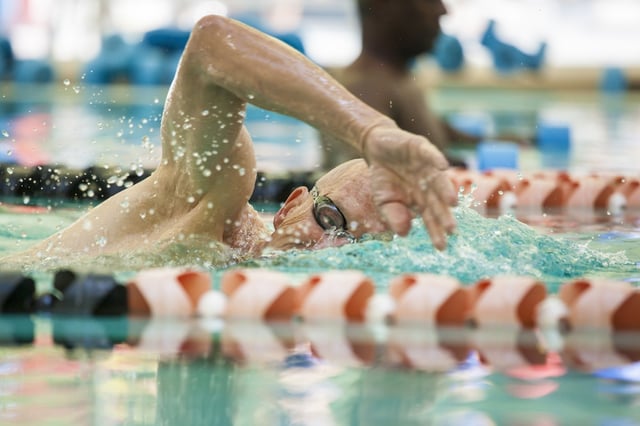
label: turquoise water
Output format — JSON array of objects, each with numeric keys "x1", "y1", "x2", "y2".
[
  {"x1": 0, "y1": 315, "x2": 639, "y2": 425},
  {"x1": 1, "y1": 198, "x2": 638, "y2": 292}
]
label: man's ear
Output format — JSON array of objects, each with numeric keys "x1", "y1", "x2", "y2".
[{"x1": 273, "y1": 186, "x2": 310, "y2": 229}]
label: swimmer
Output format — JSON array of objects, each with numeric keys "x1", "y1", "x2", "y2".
[
  {"x1": 5, "y1": 15, "x2": 456, "y2": 267},
  {"x1": 320, "y1": 0, "x2": 501, "y2": 169}
]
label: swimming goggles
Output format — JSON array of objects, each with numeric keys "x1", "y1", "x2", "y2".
[{"x1": 310, "y1": 186, "x2": 356, "y2": 243}]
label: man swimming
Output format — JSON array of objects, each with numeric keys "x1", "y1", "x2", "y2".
[{"x1": 5, "y1": 15, "x2": 456, "y2": 267}]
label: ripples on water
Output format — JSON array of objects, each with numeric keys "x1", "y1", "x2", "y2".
[{"x1": 246, "y1": 206, "x2": 635, "y2": 292}]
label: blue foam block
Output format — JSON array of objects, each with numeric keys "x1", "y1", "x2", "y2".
[
  {"x1": 13, "y1": 59, "x2": 54, "y2": 83},
  {"x1": 476, "y1": 141, "x2": 519, "y2": 171},
  {"x1": 434, "y1": 33, "x2": 464, "y2": 72},
  {"x1": 536, "y1": 123, "x2": 571, "y2": 152},
  {"x1": 601, "y1": 67, "x2": 628, "y2": 93}
]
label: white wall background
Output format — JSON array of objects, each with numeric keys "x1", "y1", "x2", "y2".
[{"x1": 1, "y1": 0, "x2": 639, "y2": 68}]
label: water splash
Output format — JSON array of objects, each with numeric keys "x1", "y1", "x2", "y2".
[{"x1": 243, "y1": 207, "x2": 633, "y2": 292}]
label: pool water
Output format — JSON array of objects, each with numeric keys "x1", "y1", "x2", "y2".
[{"x1": 1, "y1": 83, "x2": 640, "y2": 425}]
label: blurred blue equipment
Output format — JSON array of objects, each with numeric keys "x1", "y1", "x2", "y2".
[
  {"x1": 536, "y1": 123, "x2": 571, "y2": 152},
  {"x1": 433, "y1": 33, "x2": 464, "y2": 72},
  {"x1": 0, "y1": 36, "x2": 14, "y2": 80},
  {"x1": 13, "y1": 59, "x2": 55, "y2": 83},
  {"x1": 600, "y1": 67, "x2": 628, "y2": 93},
  {"x1": 481, "y1": 20, "x2": 546, "y2": 74},
  {"x1": 476, "y1": 140, "x2": 519, "y2": 171},
  {"x1": 447, "y1": 113, "x2": 490, "y2": 139},
  {"x1": 536, "y1": 122, "x2": 571, "y2": 169}
]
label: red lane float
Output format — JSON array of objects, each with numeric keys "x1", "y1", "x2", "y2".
[
  {"x1": 118, "y1": 267, "x2": 640, "y2": 335},
  {"x1": 221, "y1": 269, "x2": 297, "y2": 320},
  {"x1": 447, "y1": 169, "x2": 517, "y2": 211},
  {"x1": 466, "y1": 275, "x2": 547, "y2": 328},
  {"x1": 447, "y1": 168, "x2": 639, "y2": 212},
  {"x1": 127, "y1": 268, "x2": 211, "y2": 317},
  {"x1": 558, "y1": 278, "x2": 640, "y2": 331},
  {"x1": 389, "y1": 273, "x2": 469, "y2": 326},
  {"x1": 296, "y1": 270, "x2": 375, "y2": 322}
]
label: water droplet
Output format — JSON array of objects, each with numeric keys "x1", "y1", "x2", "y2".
[
  {"x1": 1, "y1": 130, "x2": 8, "y2": 138},
  {"x1": 203, "y1": 169, "x2": 212, "y2": 177},
  {"x1": 187, "y1": 196, "x2": 196, "y2": 203},
  {"x1": 201, "y1": 110, "x2": 210, "y2": 116},
  {"x1": 63, "y1": 79, "x2": 70, "y2": 86},
  {"x1": 96, "y1": 236, "x2": 107, "y2": 247}
]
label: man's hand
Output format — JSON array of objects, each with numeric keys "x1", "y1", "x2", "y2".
[{"x1": 363, "y1": 125, "x2": 458, "y2": 250}]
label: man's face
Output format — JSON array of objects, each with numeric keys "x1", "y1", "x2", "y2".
[{"x1": 268, "y1": 160, "x2": 389, "y2": 251}]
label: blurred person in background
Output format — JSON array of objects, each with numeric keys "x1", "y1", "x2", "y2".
[{"x1": 321, "y1": 0, "x2": 482, "y2": 170}]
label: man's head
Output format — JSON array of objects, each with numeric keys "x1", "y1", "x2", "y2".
[
  {"x1": 269, "y1": 159, "x2": 389, "y2": 251},
  {"x1": 357, "y1": 0, "x2": 447, "y2": 59}
]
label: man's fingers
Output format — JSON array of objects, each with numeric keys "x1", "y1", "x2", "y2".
[
  {"x1": 430, "y1": 171, "x2": 459, "y2": 208},
  {"x1": 420, "y1": 207, "x2": 447, "y2": 251},
  {"x1": 424, "y1": 190, "x2": 457, "y2": 236},
  {"x1": 377, "y1": 201, "x2": 412, "y2": 236}
]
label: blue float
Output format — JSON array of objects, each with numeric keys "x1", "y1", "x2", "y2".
[
  {"x1": 13, "y1": 59, "x2": 55, "y2": 83},
  {"x1": 481, "y1": 19, "x2": 546, "y2": 74},
  {"x1": 476, "y1": 140, "x2": 519, "y2": 171},
  {"x1": 434, "y1": 33, "x2": 464, "y2": 72},
  {"x1": 0, "y1": 36, "x2": 14, "y2": 80},
  {"x1": 600, "y1": 67, "x2": 628, "y2": 93}
]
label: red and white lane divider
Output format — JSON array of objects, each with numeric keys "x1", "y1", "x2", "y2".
[
  {"x1": 124, "y1": 267, "x2": 640, "y2": 333},
  {"x1": 447, "y1": 168, "x2": 640, "y2": 213}
]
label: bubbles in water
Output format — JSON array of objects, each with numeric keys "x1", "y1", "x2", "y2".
[
  {"x1": 187, "y1": 196, "x2": 196, "y2": 203},
  {"x1": 63, "y1": 79, "x2": 70, "y2": 86},
  {"x1": 1, "y1": 130, "x2": 8, "y2": 138}
]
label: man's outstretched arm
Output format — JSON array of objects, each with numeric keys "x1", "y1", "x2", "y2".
[{"x1": 187, "y1": 15, "x2": 457, "y2": 248}]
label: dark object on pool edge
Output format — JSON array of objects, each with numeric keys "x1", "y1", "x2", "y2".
[
  {"x1": 0, "y1": 272, "x2": 36, "y2": 314},
  {"x1": 0, "y1": 163, "x2": 153, "y2": 201},
  {"x1": 50, "y1": 270, "x2": 128, "y2": 316},
  {"x1": 0, "y1": 162, "x2": 313, "y2": 204}
]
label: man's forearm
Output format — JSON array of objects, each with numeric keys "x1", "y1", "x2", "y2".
[{"x1": 185, "y1": 15, "x2": 395, "y2": 153}]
